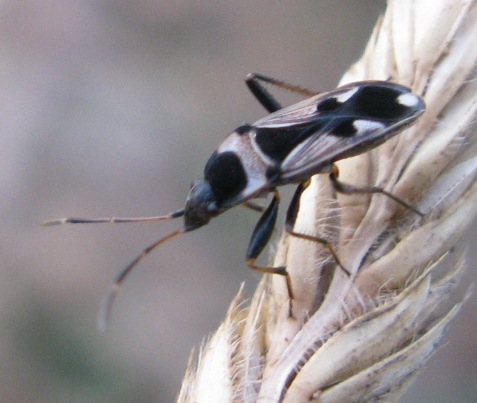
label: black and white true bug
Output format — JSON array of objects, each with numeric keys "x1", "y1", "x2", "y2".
[{"x1": 44, "y1": 73, "x2": 425, "y2": 324}]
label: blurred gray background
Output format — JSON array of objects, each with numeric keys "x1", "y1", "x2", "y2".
[{"x1": 1, "y1": 1, "x2": 476, "y2": 402}]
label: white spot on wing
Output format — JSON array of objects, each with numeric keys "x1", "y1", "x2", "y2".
[
  {"x1": 353, "y1": 120, "x2": 385, "y2": 134},
  {"x1": 335, "y1": 87, "x2": 359, "y2": 103},
  {"x1": 397, "y1": 93, "x2": 419, "y2": 107}
]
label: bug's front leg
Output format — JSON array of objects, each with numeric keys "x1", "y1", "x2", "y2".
[
  {"x1": 329, "y1": 165, "x2": 423, "y2": 216},
  {"x1": 246, "y1": 190, "x2": 294, "y2": 300},
  {"x1": 285, "y1": 180, "x2": 350, "y2": 276},
  {"x1": 241, "y1": 201, "x2": 266, "y2": 213}
]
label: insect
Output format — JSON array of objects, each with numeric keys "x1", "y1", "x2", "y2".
[{"x1": 44, "y1": 73, "x2": 426, "y2": 325}]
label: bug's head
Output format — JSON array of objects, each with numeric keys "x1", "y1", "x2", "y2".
[{"x1": 184, "y1": 179, "x2": 219, "y2": 231}]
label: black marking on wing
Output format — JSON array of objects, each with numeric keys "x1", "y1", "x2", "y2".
[
  {"x1": 316, "y1": 97, "x2": 341, "y2": 113},
  {"x1": 335, "y1": 85, "x2": 414, "y2": 121},
  {"x1": 332, "y1": 119, "x2": 358, "y2": 136},
  {"x1": 254, "y1": 122, "x2": 324, "y2": 163}
]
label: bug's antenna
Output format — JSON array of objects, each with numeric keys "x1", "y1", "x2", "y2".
[
  {"x1": 42, "y1": 208, "x2": 185, "y2": 226},
  {"x1": 42, "y1": 208, "x2": 187, "y2": 330},
  {"x1": 97, "y1": 228, "x2": 186, "y2": 331}
]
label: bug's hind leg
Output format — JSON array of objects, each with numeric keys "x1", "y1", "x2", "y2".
[
  {"x1": 285, "y1": 180, "x2": 350, "y2": 276},
  {"x1": 246, "y1": 72, "x2": 318, "y2": 113},
  {"x1": 245, "y1": 190, "x2": 294, "y2": 302},
  {"x1": 329, "y1": 165, "x2": 423, "y2": 216},
  {"x1": 246, "y1": 73, "x2": 283, "y2": 113}
]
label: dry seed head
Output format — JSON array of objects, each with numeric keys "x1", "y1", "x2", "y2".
[{"x1": 178, "y1": 0, "x2": 477, "y2": 401}]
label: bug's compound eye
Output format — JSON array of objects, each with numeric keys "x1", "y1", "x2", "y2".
[{"x1": 207, "y1": 202, "x2": 219, "y2": 216}]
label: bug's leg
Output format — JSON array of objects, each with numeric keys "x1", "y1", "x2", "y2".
[
  {"x1": 246, "y1": 73, "x2": 318, "y2": 113},
  {"x1": 246, "y1": 73, "x2": 283, "y2": 113},
  {"x1": 285, "y1": 181, "x2": 350, "y2": 276},
  {"x1": 241, "y1": 201, "x2": 266, "y2": 213},
  {"x1": 329, "y1": 165, "x2": 424, "y2": 217},
  {"x1": 246, "y1": 190, "x2": 294, "y2": 301}
]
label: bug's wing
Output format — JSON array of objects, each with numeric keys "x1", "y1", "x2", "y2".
[
  {"x1": 254, "y1": 81, "x2": 425, "y2": 181},
  {"x1": 279, "y1": 116, "x2": 416, "y2": 181}
]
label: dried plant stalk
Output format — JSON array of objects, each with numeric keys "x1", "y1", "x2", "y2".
[{"x1": 178, "y1": 0, "x2": 477, "y2": 401}]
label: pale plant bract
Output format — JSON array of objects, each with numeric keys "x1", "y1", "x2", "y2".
[{"x1": 178, "y1": 0, "x2": 477, "y2": 402}]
